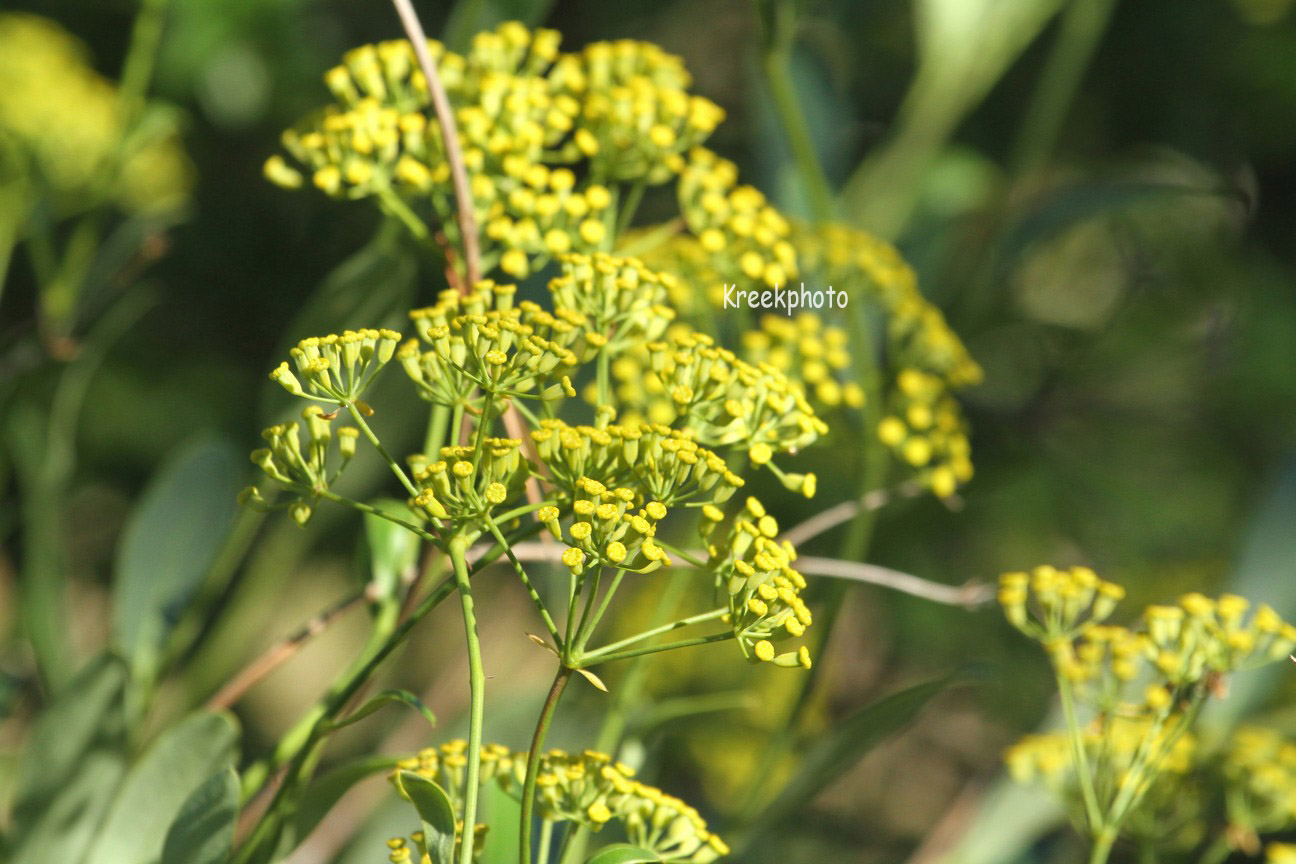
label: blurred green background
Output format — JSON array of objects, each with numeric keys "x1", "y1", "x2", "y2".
[{"x1": 5, "y1": 0, "x2": 1296, "y2": 861}]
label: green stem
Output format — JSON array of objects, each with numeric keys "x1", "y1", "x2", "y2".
[
  {"x1": 118, "y1": 0, "x2": 171, "y2": 130},
  {"x1": 318, "y1": 490, "x2": 441, "y2": 545},
  {"x1": 582, "y1": 607, "x2": 728, "y2": 660},
  {"x1": 759, "y1": 0, "x2": 834, "y2": 222},
  {"x1": 345, "y1": 401, "x2": 419, "y2": 497},
  {"x1": 596, "y1": 349, "x2": 611, "y2": 407},
  {"x1": 536, "y1": 819, "x2": 555, "y2": 864},
  {"x1": 654, "y1": 540, "x2": 707, "y2": 568},
  {"x1": 520, "y1": 666, "x2": 572, "y2": 864},
  {"x1": 377, "y1": 187, "x2": 435, "y2": 246},
  {"x1": 575, "y1": 567, "x2": 626, "y2": 652},
  {"x1": 1057, "y1": 671, "x2": 1103, "y2": 832},
  {"x1": 449, "y1": 537, "x2": 486, "y2": 864},
  {"x1": 1011, "y1": 0, "x2": 1120, "y2": 175},
  {"x1": 579, "y1": 632, "x2": 730, "y2": 666},
  {"x1": 1089, "y1": 828, "x2": 1117, "y2": 864},
  {"x1": 615, "y1": 180, "x2": 646, "y2": 238},
  {"x1": 425, "y1": 403, "x2": 450, "y2": 456}
]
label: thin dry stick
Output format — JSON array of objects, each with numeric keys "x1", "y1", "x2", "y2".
[
  {"x1": 391, "y1": 0, "x2": 480, "y2": 288},
  {"x1": 498, "y1": 542, "x2": 991, "y2": 609},
  {"x1": 207, "y1": 586, "x2": 370, "y2": 711}
]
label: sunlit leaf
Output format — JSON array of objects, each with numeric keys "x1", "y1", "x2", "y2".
[
  {"x1": 161, "y1": 769, "x2": 239, "y2": 864},
  {"x1": 397, "y1": 770, "x2": 457, "y2": 864}
]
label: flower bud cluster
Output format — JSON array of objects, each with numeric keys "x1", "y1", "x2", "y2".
[
  {"x1": 0, "y1": 12, "x2": 192, "y2": 214},
  {"x1": 740, "y1": 314, "x2": 864, "y2": 414},
  {"x1": 393, "y1": 742, "x2": 728, "y2": 863},
  {"x1": 998, "y1": 565, "x2": 1125, "y2": 643},
  {"x1": 408, "y1": 438, "x2": 527, "y2": 521},
  {"x1": 270, "y1": 328, "x2": 402, "y2": 405},
  {"x1": 1222, "y1": 726, "x2": 1296, "y2": 841},
  {"x1": 702, "y1": 498, "x2": 812, "y2": 669},
  {"x1": 530, "y1": 420, "x2": 744, "y2": 508},
  {"x1": 548, "y1": 253, "x2": 677, "y2": 345},
  {"x1": 556, "y1": 41, "x2": 726, "y2": 186},
  {"x1": 243, "y1": 407, "x2": 360, "y2": 525},
  {"x1": 401, "y1": 285, "x2": 593, "y2": 405},
  {"x1": 1142, "y1": 593, "x2": 1296, "y2": 687},
  {"x1": 875, "y1": 367, "x2": 974, "y2": 499},
  {"x1": 536, "y1": 477, "x2": 671, "y2": 573},
  {"x1": 645, "y1": 329, "x2": 827, "y2": 468}
]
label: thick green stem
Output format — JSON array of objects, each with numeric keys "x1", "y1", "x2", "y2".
[
  {"x1": 520, "y1": 666, "x2": 572, "y2": 864},
  {"x1": 449, "y1": 537, "x2": 486, "y2": 864},
  {"x1": 1089, "y1": 828, "x2": 1117, "y2": 864}
]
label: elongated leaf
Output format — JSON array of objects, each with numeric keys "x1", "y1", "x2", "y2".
[
  {"x1": 112, "y1": 437, "x2": 242, "y2": 683},
  {"x1": 321, "y1": 689, "x2": 437, "y2": 734},
  {"x1": 585, "y1": 844, "x2": 662, "y2": 864},
  {"x1": 740, "y1": 674, "x2": 961, "y2": 852},
  {"x1": 161, "y1": 769, "x2": 239, "y2": 864},
  {"x1": 11, "y1": 750, "x2": 125, "y2": 864},
  {"x1": 364, "y1": 499, "x2": 421, "y2": 601},
  {"x1": 88, "y1": 711, "x2": 239, "y2": 864},
  {"x1": 11, "y1": 654, "x2": 125, "y2": 826},
  {"x1": 293, "y1": 754, "x2": 401, "y2": 845},
  {"x1": 397, "y1": 770, "x2": 456, "y2": 864}
]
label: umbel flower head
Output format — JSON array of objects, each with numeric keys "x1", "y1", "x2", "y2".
[
  {"x1": 392, "y1": 741, "x2": 729, "y2": 863},
  {"x1": 270, "y1": 328, "x2": 402, "y2": 405},
  {"x1": 0, "y1": 12, "x2": 193, "y2": 213},
  {"x1": 408, "y1": 438, "x2": 528, "y2": 521},
  {"x1": 998, "y1": 565, "x2": 1125, "y2": 643},
  {"x1": 241, "y1": 406, "x2": 360, "y2": 525},
  {"x1": 703, "y1": 497, "x2": 813, "y2": 668},
  {"x1": 536, "y1": 477, "x2": 672, "y2": 573},
  {"x1": 547, "y1": 252, "x2": 677, "y2": 345}
]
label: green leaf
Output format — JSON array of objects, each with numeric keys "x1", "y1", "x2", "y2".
[
  {"x1": 161, "y1": 769, "x2": 239, "y2": 864},
  {"x1": 740, "y1": 674, "x2": 962, "y2": 852},
  {"x1": 292, "y1": 754, "x2": 401, "y2": 845},
  {"x1": 321, "y1": 689, "x2": 437, "y2": 734},
  {"x1": 584, "y1": 844, "x2": 663, "y2": 864},
  {"x1": 397, "y1": 770, "x2": 457, "y2": 864},
  {"x1": 11, "y1": 750, "x2": 126, "y2": 864},
  {"x1": 364, "y1": 499, "x2": 422, "y2": 601},
  {"x1": 88, "y1": 711, "x2": 239, "y2": 864},
  {"x1": 112, "y1": 437, "x2": 242, "y2": 683},
  {"x1": 11, "y1": 654, "x2": 126, "y2": 826}
]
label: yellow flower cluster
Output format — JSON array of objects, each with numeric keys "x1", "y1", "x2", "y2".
[
  {"x1": 0, "y1": 12, "x2": 192, "y2": 214},
  {"x1": 556, "y1": 41, "x2": 725, "y2": 186},
  {"x1": 270, "y1": 328, "x2": 402, "y2": 405},
  {"x1": 1005, "y1": 716, "x2": 1196, "y2": 803},
  {"x1": 393, "y1": 742, "x2": 728, "y2": 863},
  {"x1": 1223, "y1": 726, "x2": 1296, "y2": 839},
  {"x1": 242, "y1": 407, "x2": 359, "y2": 525},
  {"x1": 998, "y1": 565, "x2": 1125, "y2": 643},
  {"x1": 268, "y1": 23, "x2": 729, "y2": 280},
  {"x1": 645, "y1": 328, "x2": 827, "y2": 479},
  {"x1": 530, "y1": 420, "x2": 744, "y2": 508},
  {"x1": 740, "y1": 313, "x2": 864, "y2": 413},
  {"x1": 536, "y1": 477, "x2": 672, "y2": 573},
  {"x1": 876, "y1": 368, "x2": 974, "y2": 499},
  {"x1": 547, "y1": 253, "x2": 676, "y2": 345},
  {"x1": 1143, "y1": 593, "x2": 1296, "y2": 686},
  {"x1": 400, "y1": 281, "x2": 594, "y2": 405},
  {"x1": 702, "y1": 498, "x2": 812, "y2": 668},
  {"x1": 409, "y1": 438, "x2": 527, "y2": 521},
  {"x1": 676, "y1": 148, "x2": 798, "y2": 292}
]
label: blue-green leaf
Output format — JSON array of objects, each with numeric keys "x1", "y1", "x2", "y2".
[
  {"x1": 11, "y1": 654, "x2": 125, "y2": 825},
  {"x1": 161, "y1": 769, "x2": 239, "y2": 864},
  {"x1": 88, "y1": 711, "x2": 239, "y2": 864},
  {"x1": 112, "y1": 437, "x2": 242, "y2": 683},
  {"x1": 397, "y1": 770, "x2": 457, "y2": 864}
]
